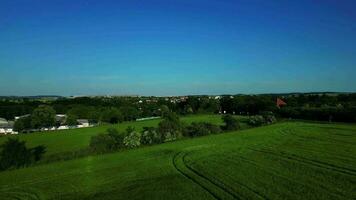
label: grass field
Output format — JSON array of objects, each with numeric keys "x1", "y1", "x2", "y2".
[
  {"x1": 0, "y1": 115, "x2": 227, "y2": 158},
  {"x1": 0, "y1": 121, "x2": 355, "y2": 200}
]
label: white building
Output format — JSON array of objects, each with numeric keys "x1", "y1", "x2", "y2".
[
  {"x1": 77, "y1": 119, "x2": 90, "y2": 128},
  {"x1": 0, "y1": 118, "x2": 18, "y2": 135}
]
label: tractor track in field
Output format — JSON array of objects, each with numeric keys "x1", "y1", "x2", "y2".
[
  {"x1": 173, "y1": 151, "x2": 267, "y2": 200},
  {"x1": 182, "y1": 153, "x2": 267, "y2": 200},
  {"x1": 250, "y1": 148, "x2": 356, "y2": 177},
  {"x1": 172, "y1": 152, "x2": 223, "y2": 200},
  {"x1": 219, "y1": 153, "x2": 348, "y2": 199}
]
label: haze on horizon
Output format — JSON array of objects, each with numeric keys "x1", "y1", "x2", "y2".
[{"x1": 1, "y1": 0, "x2": 356, "y2": 96}]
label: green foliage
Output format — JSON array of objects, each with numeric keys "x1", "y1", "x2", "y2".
[
  {"x1": 184, "y1": 122, "x2": 222, "y2": 137},
  {"x1": 120, "y1": 106, "x2": 139, "y2": 121},
  {"x1": 222, "y1": 114, "x2": 240, "y2": 131},
  {"x1": 89, "y1": 128, "x2": 125, "y2": 153},
  {"x1": 100, "y1": 107, "x2": 124, "y2": 124},
  {"x1": 0, "y1": 115, "x2": 224, "y2": 158},
  {"x1": 31, "y1": 105, "x2": 56, "y2": 128},
  {"x1": 248, "y1": 115, "x2": 266, "y2": 127},
  {"x1": 0, "y1": 138, "x2": 46, "y2": 170},
  {"x1": 158, "y1": 112, "x2": 183, "y2": 141},
  {"x1": 160, "y1": 105, "x2": 170, "y2": 117},
  {"x1": 141, "y1": 127, "x2": 161, "y2": 145},
  {"x1": 89, "y1": 133, "x2": 118, "y2": 153},
  {"x1": 13, "y1": 116, "x2": 32, "y2": 132},
  {"x1": 66, "y1": 114, "x2": 78, "y2": 126},
  {"x1": 31, "y1": 145, "x2": 46, "y2": 162},
  {"x1": 123, "y1": 131, "x2": 141, "y2": 148}
]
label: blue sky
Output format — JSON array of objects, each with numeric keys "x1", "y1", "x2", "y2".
[{"x1": 0, "y1": 0, "x2": 356, "y2": 96}]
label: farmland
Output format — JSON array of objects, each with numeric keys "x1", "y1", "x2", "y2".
[
  {"x1": 0, "y1": 121, "x2": 355, "y2": 200},
  {"x1": 0, "y1": 115, "x2": 226, "y2": 157}
]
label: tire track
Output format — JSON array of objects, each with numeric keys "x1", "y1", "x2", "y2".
[
  {"x1": 219, "y1": 153, "x2": 347, "y2": 199},
  {"x1": 172, "y1": 152, "x2": 222, "y2": 200},
  {"x1": 182, "y1": 153, "x2": 267, "y2": 200},
  {"x1": 182, "y1": 154, "x2": 242, "y2": 200},
  {"x1": 173, "y1": 152, "x2": 243, "y2": 200},
  {"x1": 250, "y1": 148, "x2": 356, "y2": 177}
]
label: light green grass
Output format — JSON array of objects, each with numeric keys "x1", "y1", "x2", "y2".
[{"x1": 0, "y1": 121, "x2": 355, "y2": 199}]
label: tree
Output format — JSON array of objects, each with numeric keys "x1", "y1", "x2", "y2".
[
  {"x1": 13, "y1": 116, "x2": 32, "y2": 132},
  {"x1": 157, "y1": 112, "x2": 183, "y2": 142},
  {"x1": 222, "y1": 115, "x2": 240, "y2": 131},
  {"x1": 31, "y1": 105, "x2": 56, "y2": 128},
  {"x1": 120, "y1": 106, "x2": 140, "y2": 121},
  {"x1": 160, "y1": 105, "x2": 170, "y2": 117},
  {"x1": 66, "y1": 114, "x2": 78, "y2": 126},
  {"x1": 100, "y1": 107, "x2": 123, "y2": 124}
]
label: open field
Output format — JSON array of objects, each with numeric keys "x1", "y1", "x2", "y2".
[
  {"x1": 0, "y1": 115, "x2": 228, "y2": 157},
  {"x1": 0, "y1": 121, "x2": 355, "y2": 200}
]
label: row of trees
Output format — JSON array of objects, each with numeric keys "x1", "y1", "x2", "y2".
[
  {"x1": 3, "y1": 93, "x2": 356, "y2": 124},
  {"x1": 89, "y1": 112, "x2": 241, "y2": 154}
]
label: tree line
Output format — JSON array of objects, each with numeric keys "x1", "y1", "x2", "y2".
[{"x1": 1, "y1": 93, "x2": 356, "y2": 124}]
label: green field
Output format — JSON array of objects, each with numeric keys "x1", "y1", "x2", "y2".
[
  {"x1": 0, "y1": 115, "x2": 226, "y2": 158},
  {"x1": 0, "y1": 120, "x2": 355, "y2": 200}
]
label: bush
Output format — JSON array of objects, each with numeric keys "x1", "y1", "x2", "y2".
[
  {"x1": 89, "y1": 128, "x2": 125, "y2": 153},
  {"x1": 248, "y1": 112, "x2": 277, "y2": 127},
  {"x1": 264, "y1": 114, "x2": 277, "y2": 124},
  {"x1": 123, "y1": 131, "x2": 141, "y2": 148},
  {"x1": 107, "y1": 128, "x2": 125, "y2": 148},
  {"x1": 89, "y1": 133, "x2": 117, "y2": 153},
  {"x1": 141, "y1": 127, "x2": 161, "y2": 145},
  {"x1": 248, "y1": 115, "x2": 265, "y2": 127},
  {"x1": 184, "y1": 122, "x2": 221, "y2": 137},
  {"x1": 222, "y1": 115, "x2": 240, "y2": 131},
  {"x1": 157, "y1": 112, "x2": 183, "y2": 142},
  {"x1": 0, "y1": 138, "x2": 46, "y2": 170}
]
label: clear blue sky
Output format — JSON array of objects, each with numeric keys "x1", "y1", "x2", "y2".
[{"x1": 1, "y1": 0, "x2": 356, "y2": 96}]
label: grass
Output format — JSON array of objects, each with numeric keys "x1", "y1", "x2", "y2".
[
  {"x1": 0, "y1": 121, "x2": 355, "y2": 199},
  {"x1": 0, "y1": 114, "x2": 225, "y2": 157}
]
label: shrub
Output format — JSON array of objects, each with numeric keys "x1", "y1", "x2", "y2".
[
  {"x1": 89, "y1": 128, "x2": 125, "y2": 153},
  {"x1": 89, "y1": 133, "x2": 117, "y2": 153},
  {"x1": 205, "y1": 123, "x2": 222, "y2": 134},
  {"x1": 248, "y1": 115, "x2": 265, "y2": 127},
  {"x1": 264, "y1": 114, "x2": 277, "y2": 124},
  {"x1": 222, "y1": 115, "x2": 240, "y2": 131},
  {"x1": 141, "y1": 127, "x2": 161, "y2": 145},
  {"x1": 157, "y1": 112, "x2": 183, "y2": 141},
  {"x1": 107, "y1": 128, "x2": 125, "y2": 148},
  {"x1": 0, "y1": 138, "x2": 46, "y2": 170},
  {"x1": 123, "y1": 131, "x2": 141, "y2": 148},
  {"x1": 184, "y1": 122, "x2": 222, "y2": 137}
]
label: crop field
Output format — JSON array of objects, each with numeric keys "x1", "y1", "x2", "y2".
[
  {"x1": 0, "y1": 115, "x2": 227, "y2": 157},
  {"x1": 0, "y1": 121, "x2": 355, "y2": 200}
]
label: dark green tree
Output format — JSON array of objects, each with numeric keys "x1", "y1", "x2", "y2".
[
  {"x1": 31, "y1": 105, "x2": 56, "y2": 128},
  {"x1": 13, "y1": 116, "x2": 32, "y2": 132}
]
